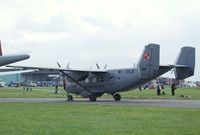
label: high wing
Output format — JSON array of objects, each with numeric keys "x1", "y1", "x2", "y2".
[
  {"x1": 0, "y1": 69, "x2": 38, "y2": 76},
  {"x1": 6, "y1": 65, "x2": 107, "y2": 73},
  {"x1": 0, "y1": 40, "x2": 30, "y2": 67},
  {"x1": 7, "y1": 65, "x2": 107, "y2": 95}
]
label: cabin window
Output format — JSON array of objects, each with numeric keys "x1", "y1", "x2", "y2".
[
  {"x1": 126, "y1": 69, "x2": 134, "y2": 74},
  {"x1": 92, "y1": 78, "x2": 97, "y2": 83},
  {"x1": 118, "y1": 70, "x2": 121, "y2": 73},
  {"x1": 110, "y1": 76, "x2": 114, "y2": 81},
  {"x1": 118, "y1": 77, "x2": 121, "y2": 81},
  {"x1": 85, "y1": 78, "x2": 89, "y2": 83},
  {"x1": 100, "y1": 77, "x2": 104, "y2": 82}
]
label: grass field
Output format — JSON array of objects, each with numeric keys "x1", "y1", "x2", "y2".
[
  {"x1": 0, "y1": 87, "x2": 65, "y2": 98},
  {"x1": 0, "y1": 86, "x2": 200, "y2": 100},
  {"x1": 0, "y1": 87, "x2": 200, "y2": 135},
  {"x1": 0, "y1": 103, "x2": 200, "y2": 135}
]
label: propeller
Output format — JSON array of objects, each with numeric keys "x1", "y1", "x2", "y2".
[
  {"x1": 171, "y1": 69, "x2": 174, "y2": 74},
  {"x1": 96, "y1": 63, "x2": 107, "y2": 69},
  {"x1": 66, "y1": 62, "x2": 70, "y2": 69},
  {"x1": 104, "y1": 64, "x2": 107, "y2": 69},
  {"x1": 56, "y1": 61, "x2": 70, "y2": 90},
  {"x1": 96, "y1": 63, "x2": 100, "y2": 69},
  {"x1": 57, "y1": 61, "x2": 61, "y2": 68}
]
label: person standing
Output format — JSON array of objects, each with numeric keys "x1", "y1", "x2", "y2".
[
  {"x1": 171, "y1": 83, "x2": 176, "y2": 96},
  {"x1": 157, "y1": 82, "x2": 161, "y2": 96}
]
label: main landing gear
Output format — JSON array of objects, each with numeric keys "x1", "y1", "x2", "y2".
[
  {"x1": 89, "y1": 94, "x2": 97, "y2": 102},
  {"x1": 67, "y1": 95, "x2": 73, "y2": 101},
  {"x1": 112, "y1": 93, "x2": 121, "y2": 101}
]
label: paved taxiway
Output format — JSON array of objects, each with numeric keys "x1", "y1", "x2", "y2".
[{"x1": 0, "y1": 98, "x2": 200, "y2": 108}]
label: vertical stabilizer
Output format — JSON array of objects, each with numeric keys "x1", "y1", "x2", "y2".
[
  {"x1": 174, "y1": 47, "x2": 195, "y2": 80},
  {"x1": 137, "y1": 44, "x2": 160, "y2": 79}
]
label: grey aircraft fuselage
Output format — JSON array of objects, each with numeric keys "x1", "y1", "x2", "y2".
[{"x1": 65, "y1": 67, "x2": 172, "y2": 98}]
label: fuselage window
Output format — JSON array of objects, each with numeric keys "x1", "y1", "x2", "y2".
[
  {"x1": 118, "y1": 70, "x2": 121, "y2": 73},
  {"x1": 100, "y1": 77, "x2": 104, "y2": 82},
  {"x1": 118, "y1": 77, "x2": 121, "y2": 81},
  {"x1": 126, "y1": 69, "x2": 134, "y2": 74},
  {"x1": 92, "y1": 78, "x2": 97, "y2": 83},
  {"x1": 85, "y1": 78, "x2": 89, "y2": 83},
  {"x1": 110, "y1": 76, "x2": 114, "y2": 81}
]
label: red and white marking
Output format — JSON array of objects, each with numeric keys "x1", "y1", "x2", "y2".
[{"x1": 143, "y1": 52, "x2": 151, "y2": 60}]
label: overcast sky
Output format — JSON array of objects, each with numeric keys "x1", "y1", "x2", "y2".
[{"x1": 0, "y1": 0, "x2": 199, "y2": 81}]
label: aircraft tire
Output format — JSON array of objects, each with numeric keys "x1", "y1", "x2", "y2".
[
  {"x1": 113, "y1": 93, "x2": 121, "y2": 101},
  {"x1": 89, "y1": 95, "x2": 97, "y2": 102},
  {"x1": 67, "y1": 95, "x2": 73, "y2": 101}
]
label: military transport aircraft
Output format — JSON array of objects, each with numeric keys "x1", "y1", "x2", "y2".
[
  {"x1": 8, "y1": 44, "x2": 195, "y2": 101},
  {"x1": 0, "y1": 40, "x2": 30, "y2": 67}
]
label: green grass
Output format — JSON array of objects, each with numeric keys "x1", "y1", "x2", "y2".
[
  {"x1": 0, "y1": 87, "x2": 66, "y2": 98},
  {"x1": 0, "y1": 86, "x2": 200, "y2": 99},
  {"x1": 118, "y1": 87, "x2": 200, "y2": 100},
  {"x1": 0, "y1": 103, "x2": 200, "y2": 135}
]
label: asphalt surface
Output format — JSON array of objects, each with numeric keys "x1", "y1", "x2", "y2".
[{"x1": 0, "y1": 98, "x2": 200, "y2": 108}]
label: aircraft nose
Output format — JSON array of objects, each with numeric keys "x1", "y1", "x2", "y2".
[{"x1": 23, "y1": 54, "x2": 30, "y2": 59}]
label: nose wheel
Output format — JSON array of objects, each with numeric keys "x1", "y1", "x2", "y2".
[{"x1": 112, "y1": 93, "x2": 121, "y2": 101}]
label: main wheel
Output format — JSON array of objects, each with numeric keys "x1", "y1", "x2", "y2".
[
  {"x1": 89, "y1": 94, "x2": 97, "y2": 102},
  {"x1": 113, "y1": 93, "x2": 121, "y2": 101},
  {"x1": 67, "y1": 95, "x2": 73, "y2": 101}
]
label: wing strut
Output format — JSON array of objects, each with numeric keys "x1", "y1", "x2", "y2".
[{"x1": 60, "y1": 70, "x2": 92, "y2": 94}]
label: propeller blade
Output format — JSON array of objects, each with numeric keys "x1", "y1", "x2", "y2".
[
  {"x1": 96, "y1": 63, "x2": 100, "y2": 69},
  {"x1": 104, "y1": 64, "x2": 107, "y2": 69},
  {"x1": 57, "y1": 61, "x2": 61, "y2": 68},
  {"x1": 171, "y1": 69, "x2": 174, "y2": 74},
  {"x1": 66, "y1": 62, "x2": 70, "y2": 69}
]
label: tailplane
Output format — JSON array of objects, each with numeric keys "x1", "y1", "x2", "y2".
[
  {"x1": 137, "y1": 44, "x2": 160, "y2": 79},
  {"x1": 174, "y1": 47, "x2": 195, "y2": 80}
]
